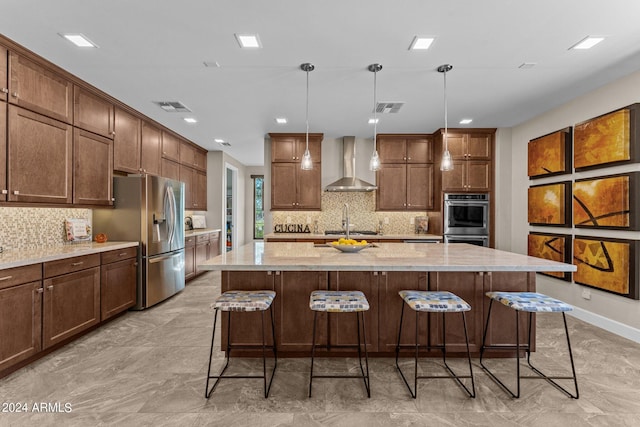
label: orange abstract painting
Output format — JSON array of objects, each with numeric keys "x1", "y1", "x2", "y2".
[
  {"x1": 574, "y1": 108, "x2": 630, "y2": 169},
  {"x1": 573, "y1": 175, "x2": 629, "y2": 228},
  {"x1": 528, "y1": 233, "x2": 571, "y2": 281},
  {"x1": 528, "y1": 128, "x2": 571, "y2": 178},
  {"x1": 528, "y1": 182, "x2": 570, "y2": 226}
]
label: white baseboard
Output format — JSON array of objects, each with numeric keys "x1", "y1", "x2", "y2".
[{"x1": 569, "y1": 306, "x2": 640, "y2": 344}]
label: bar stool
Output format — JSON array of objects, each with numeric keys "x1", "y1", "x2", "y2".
[
  {"x1": 395, "y1": 290, "x2": 476, "y2": 398},
  {"x1": 205, "y1": 290, "x2": 277, "y2": 398},
  {"x1": 308, "y1": 290, "x2": 371, "y2": 398},
  {"x1": 480, "y1": 291, "x2": 579, "y2": 399}
]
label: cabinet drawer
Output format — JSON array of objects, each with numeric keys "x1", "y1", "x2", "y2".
[
  {"x1": 185, "y1": 236, "x2": 196, "y2": 247},
  {"x1": 101, "y1": 247, "x2": 138, "y2": 265},
  {"x1": 44, "y1": 254, "x2": 100, "y2": 278},
  {"x1": 196, "y1": 234, "x2": 210, "y2": 243},
  {"x1": 0, "y1": 264, "x2": 42, "y2": 291}
]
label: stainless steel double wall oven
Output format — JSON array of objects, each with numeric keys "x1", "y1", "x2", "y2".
[{"x1": 443, "y1": 193, "x2": 490, "y2": 246}]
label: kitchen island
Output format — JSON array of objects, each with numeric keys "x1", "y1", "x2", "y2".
[{"x1": 199, "y1": 242, "x2": 576, "y2": 357}]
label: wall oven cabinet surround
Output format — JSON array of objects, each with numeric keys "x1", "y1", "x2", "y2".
[
  {"x1": 376, "y1": 134, "x2": 434, "y2": 211},
  {"x1": 270, "y1": 133, "x2": 323, "y2": 211},
  {"x1": 439, "y1": 129, "x2": 494, "y2": 193},
  {"x1": 73, "y1": 86, "x2": 115, "y2": 138}
]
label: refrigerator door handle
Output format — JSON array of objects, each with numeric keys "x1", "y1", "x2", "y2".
[
  {"x1": 164, "y1": 186, "x2": 175, "y2": 248},
  {"x1": 168, "y1": 185, "x2": 177, "y2": 249},
  {"x1": 148, "y1": 251, "x2": 182, "y2": 264}
]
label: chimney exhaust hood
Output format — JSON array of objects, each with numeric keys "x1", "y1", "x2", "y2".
[{"x1": 325, "y1": 136, "x2": 377, "y2": 192}]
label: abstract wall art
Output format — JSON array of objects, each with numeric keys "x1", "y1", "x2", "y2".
[
  {"x1": 528, "y1": 232, "x2": 572, "y2": 281},
  {"x1": 574, "y1": 103, "x2": 640, "y2": 170},
  {"x1": 528, "y1": 181, "x2": 571, "y2": 226},
  {"x1": 528, "y1": 127, "x2": 572, "y2": 179},
  {"x1": 573, "y1": 236, "x2": 640, "y2": 299}
]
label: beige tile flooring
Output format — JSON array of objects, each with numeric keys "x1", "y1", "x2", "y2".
[{"x1": 2, "y1": 271, "x2": 640, "y2": 426}]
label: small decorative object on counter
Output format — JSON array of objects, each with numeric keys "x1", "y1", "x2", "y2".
[
  {"x1": 415, "y1": 216, "x2": 429, "y2": 234},
  {"x1": 65, "y1": 218, "x2": 92, "y2": 242},
  {"x1": 95, "y1": 233, "x2": 108, "y2": 243}
]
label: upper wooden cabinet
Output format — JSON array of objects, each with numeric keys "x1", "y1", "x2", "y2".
[
  {"x1": 0, "y1": 46, "x2": 7, "y2": 102},
  {"x1": 73, "y1": 86, "x2": 115, "y2": 138},
  {"x1": 270, "y1": 133, "x2": 322, "y2": 163},
  {"x1": 161, "y1": 158, "x2": 180, "y2": 181},
  {"x1": 113, "y1": 108, "x2": 141, "y2": 174},
  {"x1": 7, "y1": 106, "x2": 72, "y2": 204},
  {"x1": 8, "y1": 52, "x2": 72, "y2": 123},
  {"x1": 161, "y1": 131, "x2": 180, "y2": 162},
  {"x1": 438, "y1": 129, "x2": 494, "y2": 193},
  {"x1": 0, "y1": 102, "x2": 6, "y2": 202},
  {"x1": 179, "y1": 140, "x2": 207, "y2": 172},
  {"x1": 73, "y1": 129, "x2": 113, "y2": 206},
  {"x1": 378, "y1": 135, "x2": 433, "y2": 164},
  {"x1": 140, "y1": 121, "x2": 162, "y2": 176},
  {"x1": 442, "y1": 160, "x2": 491, "y2": 192},
  {"x1": 444, "y1": 130, "x2": 492, "y2": 160},
  {"x1": 180, "y1": 165, "x2": 207, "y2": 210}
]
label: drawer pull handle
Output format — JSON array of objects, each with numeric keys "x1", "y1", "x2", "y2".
[
  {"x1": 1, "y1": 189, "x2": 7, "y2": 194},
  {"x1": 36, "y1": 288, "x2": 44, "y2": 294},
  {"x1": 0, "y1": 275, "x2": 13, "y2": 281},
  {"x1": 13, "y1": 190, "x2": 19, "y2": 195},
  {"x1": 12, "y1": 92, "x2": 18, "y2": 98},
  {"x1": 118, "y1": 252, "x2": 128, "y2": 257},
  {"x1": 71, "y1": 261, "x2": 84, "y2": 266},
  {"x1": 47, "y1": 285, "x2": 54, "y2": 290},
  {"x1": 0, "y1": 88, "x2": 8, "y2": 94}
]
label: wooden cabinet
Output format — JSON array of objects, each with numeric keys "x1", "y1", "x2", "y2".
[
  {"x1": 439, "y1": 129, "x2": 494, "y2": 193},
  {"x1": 7, "y1": 106, "x2": 72, "y2": 204},
  {"x1": 442, "y1": 160, "x2": 491, "y2": 192},
  {"x1": 0, "y1": 102, "x2": 6, "y2": 201},
  {"x1": 161, "y1": 131, "x2": 180, "y2": 162},
  {"x1": 100, "y1": 247, "x2": 137, "y2": 321},
  {"x1": 0, "y1": 46, "x2": 7, "y2": 102},
  {"x1": 0, "y1": 265, "x2": 42, "y2": 372},
  {"x1": 8, "y1": 52, "x2": 72, "y2": 123},
  {"x1": 187, "y1": 231, "x2": 221, "y2": 280},
  {"x1": 179, "y1": 140, "x2": 207, "y2": 171},
  {"x1": 73, "y1": 86, "x2": 114, "y2": 138},
  {"x1": 195, "y1": 234, "x2": 210, "y2": 275},
  {"x1": 113, "y1": 107, "x2": 141, "y2": 174},
  {"x1": 376, "y1": 135, "x2": 434, "y2": 211},
  {"x1": 42, "y1": 255, "x2": 101, "y2": 349},
  {"x1": 210, "y1": 231, "x2": 221, "y2": 258},
  {"x1": 140, "y1": 121, "x2": 162, "y2": 176},
  {"x1": 446, "y1": 131, "x2": 492, "y2": 160},
  {"x1": 270, "y1": 133, "x2": 322, "y2": 211},
  {"x1": 180, "y1": 165, "x2": 207, "y2": 210},
  {"x1": 184, "y1": 235, "x2": 196, "y2": 281},
  {"x1": 161, "y1": 158, "x2": 180, "y2": 181},
  {"x1": 73, "y1": 129, "x2": 113, "y2": 206}
]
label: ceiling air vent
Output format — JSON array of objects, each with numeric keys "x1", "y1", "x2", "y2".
[
  {"x1": 375, "y1": 102, "x2": 405, "y2": 114},
  {"x1": 153, "y1": 101, "x2": 192, "y2": 113},
  {"x1": 219, "y1": 142, "x2": 231, "y2": 147}
]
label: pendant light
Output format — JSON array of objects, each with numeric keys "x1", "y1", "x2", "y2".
[
  {"x1": 368, "y1": 63, "x2": 382, "y2": 171},
  {"x1": 437, "y1": 64, "x2": 454, "y2": 171},
  {"x1": 300, "y1": 63, "x2": 314, "y2": 170}
]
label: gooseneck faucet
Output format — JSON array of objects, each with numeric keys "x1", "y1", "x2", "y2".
[{"x1": 342, "y1": 203, "x2": 350, "y2": 241}]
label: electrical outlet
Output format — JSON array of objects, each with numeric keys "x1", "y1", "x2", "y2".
[
  {"x1": 410, "y1": 217, "x2": 415, "y2": 225},
  {"x1": 582, "y1": 289, "x2": 591, "y2": 300},
  {"x1": 286, "y1": 216, "x2": 291, "y2": 223},
  {"x1": 384, "y1": 217, "x2": 389, "y2": 225}
]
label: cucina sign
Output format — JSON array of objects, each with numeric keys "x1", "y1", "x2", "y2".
[{"x1": 274, "y1": 224, "x2": 311, "y2": 233}]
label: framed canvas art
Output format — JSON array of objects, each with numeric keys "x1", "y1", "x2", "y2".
[
  {"x1": 528, "y1": 127, "x2": 572, "y2": 179},
  {"x1": 573, "y1": 236, "x2": 640, "y2": 299},
  {"x1": 527, "y1": 181, "x2": 571, "y2": 226},
  {"x1": 527, "y1": 232, "x2": 572, "y2": 281}
]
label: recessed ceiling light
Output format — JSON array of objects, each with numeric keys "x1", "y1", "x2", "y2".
[
  {"x1": 518, "y1": 62, "x2": 537, "y2": 69},
  {"x1": 59, "y1": 33, "x2": 98, "y2": 48},
  {"x1": 408, "y1": 36, "x2": 435, "y2": 50},
  {"x1": 275, "y1": 117, "x2": 288, "y2": 124},
  {"x1": 235, "y1": 33, "x2": 262, "y2": 48},
  {"x1": 570, "y1": 36, "x2": 605, "y2": 50},
  {"x1": 214, "y1": 138, "x2": 224, "y2": 143},
  {"x1": 183, "y1": 117, "x2": 197, "y2": 124},
  {"x1": 459, "y1": 119, "x2": 473, "y2": 125},
  {"x1": 368, "y1": 118, "x2": 379, "y2": 124}
]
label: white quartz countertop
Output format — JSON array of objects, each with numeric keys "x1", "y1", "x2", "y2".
[
  {"x1": 264, "y1": 233, "x2": 442, "y2": 241},
  {"x1": 198, "y1": 241, "x2": 576, "y2": 272},
  {"x1": 0, "y1": 241, "x2": 140, "y2": 270},
  {"x1": 185, "y1": 228, "x2": 222, "y2": 237}
]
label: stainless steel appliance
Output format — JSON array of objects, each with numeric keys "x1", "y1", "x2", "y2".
[
  {"x1": 444, "y1": 193, "x2": 489, "y2": 247},
  {"x1": 93, "y1": 175, "x2": 185, "y2": 309}
]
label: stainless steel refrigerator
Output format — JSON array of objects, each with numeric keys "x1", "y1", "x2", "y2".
[{"x1": 94, "y1": 175, "x2": 185, "y2": 309}]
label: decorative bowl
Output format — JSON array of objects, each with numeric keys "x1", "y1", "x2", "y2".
[{"x1": 331, "y1": 244, "x2": 370, "y2": 253}]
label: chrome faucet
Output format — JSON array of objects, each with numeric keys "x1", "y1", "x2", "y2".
[{"x1": 342, "y1": 203, "x2": 350, "y2": 241}]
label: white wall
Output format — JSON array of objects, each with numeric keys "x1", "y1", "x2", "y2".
[{"x1": 503, "y1": 69, "x2": 640, "y2": 340}]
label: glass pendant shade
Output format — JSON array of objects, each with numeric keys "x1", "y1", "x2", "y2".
[
  {"x1": 300, "y1": 63, "x2": 314, "y2": 170},
  {"x1": 368, "y1": 63, "x2": 383, "y2": 171},
  {"x1": 301, "y1": 148, "x2": 313, "y2": 170},
  {"x1": 437, "y1": 64, "x2": 454, "y2": 172},
  {"x1": 440, "y1": 148, "x2": 453, "y2": 171},
  {"x1": 369, "y1": 150, "x2": 380, "y2": 171}
]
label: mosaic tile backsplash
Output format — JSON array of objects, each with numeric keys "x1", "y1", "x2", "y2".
[
  {"x1": 272, "y1": 192, "x2": 442, "y2": 235},
  {"x1": 0, "y1": 207, "x2": 92, "y2": 250}
]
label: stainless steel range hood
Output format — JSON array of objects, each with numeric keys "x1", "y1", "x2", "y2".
[{"x1": 325, "y1": 136, "x2": 377, "y2": 192}]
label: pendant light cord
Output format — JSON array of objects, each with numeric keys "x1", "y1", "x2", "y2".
[
  {"x1": 443, "y1": 68, "x2": 448, "y2": 152},
  {"x1": 373, "y1": 68, "x2": 378, "y2": 148},
  {"x1": 305, "y1": 67, "x2": 310, "y2": 151}
]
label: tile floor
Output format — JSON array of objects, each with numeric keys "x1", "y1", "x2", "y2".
[{"x1": 2, "y1": 271, "x2": 640, "y2": 426}]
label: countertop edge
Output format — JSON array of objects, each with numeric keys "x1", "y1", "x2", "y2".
[{"x1": 185, "y1": 228, "x2": 223, "y2": 237}]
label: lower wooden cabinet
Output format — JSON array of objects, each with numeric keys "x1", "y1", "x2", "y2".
[
  {"x1": 195, "y1": 234, "x2": 209, "y2": 275},
  {"x1": 185, "y1": 235, "x2": 196, "y2": 281},
  {"x1": 100, "y1": 247, "x2": 138, "y2": 321},
  {"x1": 187, "y1": 231, "x2": 221, "y2": 281}
]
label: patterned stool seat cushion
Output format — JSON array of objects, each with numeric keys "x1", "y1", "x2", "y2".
[
  {"x1": 399, "y1": 290, "x2": 471, "y2": 312},
  {"x1": 212, "y1": 290, "x2": 276, "y2": 312},
  {"x1": 486, "y1": 292, "x2": 573, "y2": 313},
  {"x1": 309, "y1": 290, "x2": 369, "y2": 312}
]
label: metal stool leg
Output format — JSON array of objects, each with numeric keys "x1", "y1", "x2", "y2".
[
  {"x1": 205, "y1": 309, "x2": 232, "y2": 398},
  {"x1": 358, "y1": 311, "x2": 371, "y2": 397},
  {"x1": 440, "y1": 312, "x2": 476, "y2": 398},
  {"x1": 395, "y1": 300, "x2": 418, "y2": 398},
  {"x1": 308, "y1": 311, "x2": 318, "y2": 398}
]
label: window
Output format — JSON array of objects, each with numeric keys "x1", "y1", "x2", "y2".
[{"x1": 252, "y1": 175, "x2": 264, "y2": 239}]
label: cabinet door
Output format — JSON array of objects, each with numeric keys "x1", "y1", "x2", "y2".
[
  {"x1": 271, "y1": 136, "x2": 298, "y2": 162},
  {"x1": 179, "y1": 165, "x2": 195, "y2": 209},
  {"x1": 275, "y1": 271, "x2": 328, "y2": 351},
  {"x1": 406, "y1": 138, "x2": 432, "y2": 163},
  {"x1": 195, "y1": 241, "x2": 208, "y2": 275},
  {"x1": 209, "y1": 231, "x2": 221, "y2": 258},
  {"x1": 378, "y1": 271, "x2": 428, "y2": 353},
  {"x1": 140, "y1": 121, "x2": 162, "y2": 176},
  {"x1": 429, "y1": 272, "x2": 484, "y2": 353},
  {"x1": 193, "y1": 149, "x2": 207, "y2": 171},
  {"x1": 378, "y1": 137, "x2": 407, "y2": 163},
  {"x1": 194, "y1": 170, "x2": 207, "y2": 210},
  {"x1": 0, "y1": 46, "x2": 7, "y2": 102},
  {"x1": 42, "y1": 267, "x2": 100, "y2": 349},
  {"x1": 0, "y1": 281, "x2": 42, "y2": 371},
  {"x1": 407, "y1": 163, "x2": 433, "y2": 210},
  {"x1": 73, "y1": 129, "x2": 113, "y2": 206},
  {"x1": 7, "y1": 106, "x2": 72, "y2": 203},
  {"x1": 113, "y1": 108, "x2": 141, "y2": 173},
  {"x1": 444, "y1": 133, "x2": 466, "y2": 159},
  {"x1": 467, "y1": 160, "x2": 491, "y2": 191},
  {"x1": 179, "y1": 141, "x2": 195, "y2": 167},
  {"x1": 441, "y1": 160, "x2": 466, "y2": 192},
  {"x1": 296, "y1": 167, "x2": 321, "y2": 210},
  {"x1": 0, "y1": 102, "x2": 6, "y2": 201},
  {"x1": 329, "y1": 271, "x2": 378, "y2": 352},
  {"x1": 184, "y1": 238, "x2": 196, "y2": 281},
  {"x1": 467, "y1": 132, "x2": 492, "y2": 159},
  {"x1": 9, "y1": 52, "x2": 72, "y2": 123},
  {"x1": 161, "y1": 131, "x2": 180, "y2": 162},
  {"x1": 161, "y1": 158, "x2": 180, "y2": 181},
  {"x1": 100, "y1": 257, "x2": 137, "y2": 321},
  {"x1": 271, "y1": 163, "x2": 297, "y2": 209},
  {"x1": 73, "y1": 86, "x2": 114, "y2": 138},
  {"x1": 376, "y1": 164, "x2": 406, "y2": 210}
]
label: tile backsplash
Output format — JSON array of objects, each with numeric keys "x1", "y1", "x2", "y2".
[
  {"x1": 271, "y1": 192, "x2": 442, "y2": 235},
  {"x1": 0, "y1": 207, "x2": 92, "y2": 250}
]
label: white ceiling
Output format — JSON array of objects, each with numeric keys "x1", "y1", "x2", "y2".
[{"x1": 3, "y1": 1, "x2": 640, "y2": 166}]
